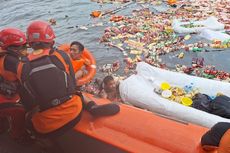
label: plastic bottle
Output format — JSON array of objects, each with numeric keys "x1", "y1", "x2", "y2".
[
  {"x1": 192, "y1": 47, "x2": 203, "y2": 52},
  {"x1": 184, "y1": 85, "x2": 190, "y2": 93},
  {"x1": 152, "y1": 79, "x2": 163, "y2": 95},
  {"x1": 210, "y1": 96, "x2": 216, "y2": 100},
  {"x1": 190, "y1": 83, "x2": 194, "y2": 89},
  {"x1": 184, "y1": 83, "x2": 194, "y2": 93}
]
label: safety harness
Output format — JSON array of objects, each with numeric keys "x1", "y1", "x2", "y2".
[{"x1": 20, "y1": 49, "x2": 75, "y2": 111}]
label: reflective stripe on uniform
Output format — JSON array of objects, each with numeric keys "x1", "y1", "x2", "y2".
[{"x1": 29, "y1": 64, "x2": 56, "y2": 75}]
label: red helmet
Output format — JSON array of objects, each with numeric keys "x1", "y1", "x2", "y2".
[
  {"x1": 0, "y1": 28, "x2": 26, "y2": 50},
  {"x1": 27, "y1": 20, "x2": 55, "y2": 44}
]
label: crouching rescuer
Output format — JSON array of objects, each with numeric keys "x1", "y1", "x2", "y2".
[{"x1": 13, "y1": 20, "x2": 120, "y2": 151}]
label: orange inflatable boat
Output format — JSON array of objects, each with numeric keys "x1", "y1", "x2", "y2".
[
  {"x1": 58, "y1": 44, "x2": 96, "y2": 86},
  {"x1": 0, "y1": 92, "x2": 213, "y2": 153},
  {"x1": 49, "y1": 92, "x2": 210, "y2": 153}
]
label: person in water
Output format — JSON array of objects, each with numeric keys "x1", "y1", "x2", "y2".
[
  {"x1": 69, "y1": 41, "x2": 91, "y2": 79},
  {"x1": 99, "y1": 75, "x2": 122, "y2": 102},
  {"x1": 58, "y1": 41, "x2": 91, "y2": 80}
]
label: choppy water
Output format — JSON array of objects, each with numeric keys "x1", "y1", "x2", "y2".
[
  {"x1": 1, "y1": 0, "x2": 230, "y2": 73},
  {"x1": 0, "y1": 0, "x2": 132, "y2": 77},
  {"x1": 1, "y1": 0, "x2": 230, "y2": 152}
]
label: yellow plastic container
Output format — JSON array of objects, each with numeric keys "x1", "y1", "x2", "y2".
[
  {"x1": 161, "y1": 82, "x2": 171, "y2": 90},
  {"x1": 181, "y1": 97, "x2": 193, "y2": 106},
  {"x1": 216, "y1": 92, "x2": 223, "y2": 96}
]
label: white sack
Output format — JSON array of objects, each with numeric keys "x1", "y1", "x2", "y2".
[{"x1": 119, "y1": 62, "x2": 230, "y2": 128}]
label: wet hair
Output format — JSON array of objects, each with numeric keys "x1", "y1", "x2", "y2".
[
  {"x1": 99, "y1": 75, "x2": 114, "y2": 92},
  {"x1": 70, "y1": 41, "x2": 84, "y2": 52},
  {"x1": 103, "y1": 75, "x2": 114, "y2": 85}
]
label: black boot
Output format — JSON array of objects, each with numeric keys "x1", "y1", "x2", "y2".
[{"x1": 85, "y1": 101, "x2": 120, "y2": 117}]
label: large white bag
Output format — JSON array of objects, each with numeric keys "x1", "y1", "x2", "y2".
[
  {"x1": 119, "y1": 62, "x2": 230, "y2": 128},
  {"x1": 172, "y1": 16, "x2": 225, "y2": 34},
  {"x1": 199, "y1": 29, "x2": 230, "y2": 42}
]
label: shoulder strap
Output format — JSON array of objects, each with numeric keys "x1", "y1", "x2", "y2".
[
  {"x1": 0, "y1": 55, "x2": 6, "y2": 75},
  {"x1": 15, "y1": 55, "x2": 30, "y2": 83},
  {"x1": 17, "y1": 61, "x2": 26, "y2": 83},
  {"x1": 51, "y1": 50, "x2": 70, "y2": 74}
]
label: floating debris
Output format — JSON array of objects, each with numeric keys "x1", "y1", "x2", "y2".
[
  {"x1": 48, "y1": 18, "x2": 56, "y2": 25},
  {"x1": 94, "y1": 0, "x2": 230, "y2": 82},
  {"x1": 100, "y1": 60, "x2": 121, "y2": 73},
  {"x1": 90, "y1": 10, "x2": 102, "y2": 18},
  {"x1": 177, "y1": 52, "x2": 184, "y2": 59}
]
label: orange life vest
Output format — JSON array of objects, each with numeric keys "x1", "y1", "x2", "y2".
[
  {"x1": 17, "y1": 49, "x2": 83, "y2": 134},
  {"x1": 0, "y1": 54, "x2": 20, "y2": 101},
  {"x1": 0, "y1": 55, "x2": 18, "y2": 81},
  {"x1": 58, "y1": 43, "x2": 90, "y2": 73},
  {"x1": 58, "y1": 44, "x2": 96, "y2": 86},
  {"x1": 32, "y1": 95, "x2": 82, "y2": 133},
  {"x1": 72, "y1": 58, "x2": 83, "y2": 73}
]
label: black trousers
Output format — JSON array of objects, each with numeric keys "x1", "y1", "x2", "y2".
[{"x1": 201, "y1": 122, "x2": 230, "y2": 147}]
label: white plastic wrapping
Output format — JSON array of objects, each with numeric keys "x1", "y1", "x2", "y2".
[
  {"x1": 199, "y1": 29, "x2": 230, "y2": 42},
  {"x1": 119, "y1": 62, "x2": 230, "y2": 128},
  {"x1": 172, "y1": 16, "x2": 225, "y2": 34}
]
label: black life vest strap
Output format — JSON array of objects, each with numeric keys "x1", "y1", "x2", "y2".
[{"x1": 74, "y1": 91, "x2": 85, "y2": 109}]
